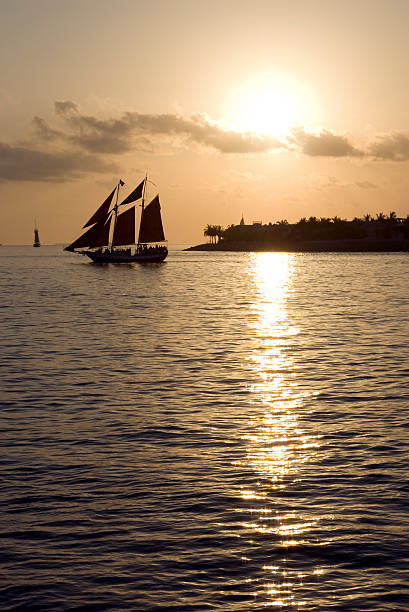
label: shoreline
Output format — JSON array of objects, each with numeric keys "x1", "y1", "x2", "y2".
[{"x1": 185, "y1": 238, "x2": 409, "y2": 252}]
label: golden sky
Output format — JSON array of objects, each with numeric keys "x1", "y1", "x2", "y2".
[{"x1": 1, "y1": 0, "x2": 409, "y2": 244}]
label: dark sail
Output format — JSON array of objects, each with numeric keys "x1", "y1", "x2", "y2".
[
  {"x1": 119, "y1": 180, "x2": 144, "y2": 207},
  {"x1": 64, "y1": 219, "x2": 110, "y2": 252},
  {"x1": 83, "y1": 187, "x2": 116, "y2": 228},
  {"x1": 112, "y1": 206, "x2": 135, "y2": 246},
  {"x1": 138, "y1": 195, "x2": 165, "y2": 243}
]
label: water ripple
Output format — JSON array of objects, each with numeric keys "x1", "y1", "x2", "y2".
[{"x1": 0, "y1": 248, "x2": 408, "y2": 610}]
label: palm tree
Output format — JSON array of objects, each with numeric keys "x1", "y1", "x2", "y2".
[
  {"x1": 203, "y1": 224, "x2": 218, "y2": 244},
  {"x1": 214, "y1": 225, "x2": 224, "y2": 243}
]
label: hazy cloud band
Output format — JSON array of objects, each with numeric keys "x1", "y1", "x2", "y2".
[
  {"x1": 1, "y1": 101, "x2": 409, "y2": 182},
  {"x1": 0, "y1": 142, "x2": 117, "y2": 182}
]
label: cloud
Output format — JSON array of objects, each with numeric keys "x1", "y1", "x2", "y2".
[
  {"x1": 290, "y1": 127, "x2": 409, "y2": 162},
  {"x1": 122, "y1": 111, "x2": 282, "y2": 153},
  {"x1": 6, "y1": 101, "x2": 409, "y2": 185},
  {"x1": 32, "y1": 116, "x2": 63, "y2": 141},
  {"x1": 368, "y1": 132, "x2": 409, "y2": 160},
  {"x1": 356, "y1": 181, "x2": 377, "y2": 189},
  {"x1": 33, "y1": 101, "x2": 284, "y2": 155},
  {"x1": 289, "y1": 127, "x2": 363, "y2": 157},
  {"x1": 35, "y1": 101, "x2": 409, "y2": 162},
  {"x1": 0, "y1": 142, "x2": 118, "y2": 182},
  {"x1": 54, "y1": 100, "x2": 79, "y2": 116}
]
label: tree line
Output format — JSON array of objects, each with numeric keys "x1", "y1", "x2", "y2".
[{"x1": 204, "y1": 212, "x2": 409, "y2": 244}]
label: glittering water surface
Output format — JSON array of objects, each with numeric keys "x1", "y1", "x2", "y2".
[{"x1": 0, "y1": 246, "x2": 408, "y2": 611}]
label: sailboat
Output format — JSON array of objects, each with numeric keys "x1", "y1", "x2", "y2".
[
  {"x1": 64, "y1": 177, "x2": 168, "y2": 263},
  {"x1": 33, "y1": 221, "x2": 41, "y2": 247}
]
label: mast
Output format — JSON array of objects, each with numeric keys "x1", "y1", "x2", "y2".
[
  {"x1": 137, "y1": 173, "x2": 148, "y2": 246},
  {"x1": 109, "y1": 180, "x2": 122, "y2": 250}
]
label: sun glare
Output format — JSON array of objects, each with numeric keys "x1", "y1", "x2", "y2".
[{"x1": 224, "y1": 73, "x2": 316, "y2": 138}]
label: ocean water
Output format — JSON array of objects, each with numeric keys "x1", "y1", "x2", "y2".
[{"x1": 0, "y1": 246, "x2": 408, "y2": 611}]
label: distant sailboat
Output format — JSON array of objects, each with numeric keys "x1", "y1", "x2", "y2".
[
  {"x1": 64, "y1": 177, "x2": 167, "y2": 263},
  {"x1": 33, "y1": 220, "x2": 41, "y2": 247}
]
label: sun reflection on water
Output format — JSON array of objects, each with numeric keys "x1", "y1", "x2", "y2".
[{"x1": 240, "y1": 253, "x2": 321, "y2": 607}]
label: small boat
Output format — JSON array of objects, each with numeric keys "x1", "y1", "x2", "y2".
[
  {"x1": 64, "y1": 177, "x2": 168, "y2": 263},
  {"x1": 33, "y1": 221, "x2": 41, "y2": 247}
]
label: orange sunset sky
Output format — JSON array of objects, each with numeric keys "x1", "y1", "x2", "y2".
[{"x1": 1, "y1": 0, "x2": 409, "y2": 245}]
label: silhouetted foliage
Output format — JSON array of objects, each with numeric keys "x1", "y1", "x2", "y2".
[
  {"x1": 205, "y1": 212, "x2": 408, "y2": 246},
  {"x1": 204, "y1": 224, "x2": 224, "y2": 243}
]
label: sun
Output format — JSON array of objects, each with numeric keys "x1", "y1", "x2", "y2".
[{"x1": 223, "y1": 73, "x2": 316, "y2": 138}]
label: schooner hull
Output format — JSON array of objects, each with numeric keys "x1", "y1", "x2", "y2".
[{"x1": 82, "y1": 250, "x2": 167, "y2": 263}]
